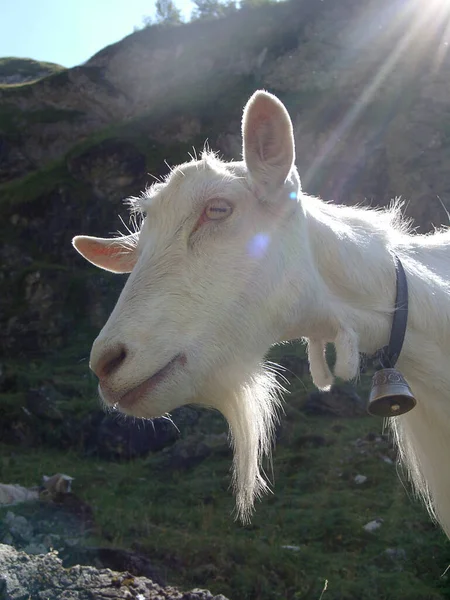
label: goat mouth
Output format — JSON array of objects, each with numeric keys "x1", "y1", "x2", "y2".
[{"x1": 116, "y1": 353, "x2": 186, "y2": 410}]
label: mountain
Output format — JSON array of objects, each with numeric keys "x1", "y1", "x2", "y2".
[
  {"x1": 4, "y1": 0, "x2": 450, "y2": 358},
  {"x1": 1, "y1": 0, "x2": 450, "y2": 355}
]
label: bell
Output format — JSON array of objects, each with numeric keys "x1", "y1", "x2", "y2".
[{"x1": 367, "y1": 368, "x2": 417, "y2": 417}]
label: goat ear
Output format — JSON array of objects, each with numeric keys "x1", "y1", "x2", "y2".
[
  {"x1": 242, "y1": 90, "x2": 295, "y2": 195},
  {"x1": 72, "y1": 234, "x2": 138, "y2": 273}
]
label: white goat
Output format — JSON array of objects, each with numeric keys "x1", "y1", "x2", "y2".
[{"x1": 73, "y1": 90, "x2": 450, "y2": 537}]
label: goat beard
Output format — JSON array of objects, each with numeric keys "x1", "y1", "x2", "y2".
[{"x1": 197, "y1": 359, "x2": 284, "y2": 523}]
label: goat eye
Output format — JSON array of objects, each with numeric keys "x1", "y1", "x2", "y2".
[
  {"x1": 204, "y1": 199, "x2": 233, "y2": 220},
  {"x1": 191, "y1": 199, "x2": 233, "y2": 236}
]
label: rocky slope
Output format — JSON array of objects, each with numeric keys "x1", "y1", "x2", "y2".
[
  {"x1": 2, "y1": 0, "x2": 450, "y2": 210},
  {"x1": 0, "y1": 0, "x2": 450, "y2": 352},
  {"x1": 0, "y1": 544, "x2": 229, "y2": 600},
  {"x1": 1, "y1": 0, "x2": 450, "y2": 357}
]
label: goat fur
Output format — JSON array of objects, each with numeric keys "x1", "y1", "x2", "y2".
[{"x1": 73, "y1": 91, "x2": 450, "y2": 537}]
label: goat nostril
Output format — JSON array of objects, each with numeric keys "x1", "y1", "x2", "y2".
[{"x1": 94, "y1": 345, "x2": 127, "y2": 379}]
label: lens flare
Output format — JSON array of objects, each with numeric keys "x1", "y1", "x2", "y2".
[{"x1": 247, "y1": 233, "x2": 271, "y2": 258}]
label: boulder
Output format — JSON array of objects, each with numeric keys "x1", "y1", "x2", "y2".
[
  {"x1": 26, "y1": 385, "x2": 64, "y2": 422},
  {"x1": 303, "y1": 384, "x2": 365, "y2": 418},
  {"x1": 83, "y1": 412, "x2": 179, "y2": 460},
  {"x1": 161, "y1": 433, "x2": 230, "y2": 471}
]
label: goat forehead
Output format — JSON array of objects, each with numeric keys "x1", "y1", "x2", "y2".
[{"x1": 142, "y1": 159, "x2": 247, "y2": 216}]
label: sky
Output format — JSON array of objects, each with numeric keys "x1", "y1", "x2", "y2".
[{"x1": 1, "y1": 0, "x2": 195, "y2": 68}]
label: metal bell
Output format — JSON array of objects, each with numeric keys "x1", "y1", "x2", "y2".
[{"x1": 367, "y1": 368, "x2": 417, "y2": 417}]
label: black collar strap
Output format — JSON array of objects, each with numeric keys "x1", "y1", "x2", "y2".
[{"x1": 376, "y1": 254, "x2": 409, "y2": 369}]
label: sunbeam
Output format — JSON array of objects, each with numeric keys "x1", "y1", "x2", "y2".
[{"x1": 303, "y1": 0, "x2": 450, "y2": 193}]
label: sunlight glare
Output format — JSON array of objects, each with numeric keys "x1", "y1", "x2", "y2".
[
  {"x1": 303, "y1": 0, "x2": 450, "y2": 195},
  {"x1": 247, "y1": 233, "x2": 271, "y2": 259}
]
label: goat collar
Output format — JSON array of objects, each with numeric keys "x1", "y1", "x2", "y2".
[{"x1": 376, "y1": 254, "x2": 409, "y2": 369}]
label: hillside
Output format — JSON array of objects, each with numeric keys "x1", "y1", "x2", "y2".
[
  {"x1": 2, "y1": 0, "x2": 450, "y2": 219},
  {"x1": 1, "y1": 0, "x2": 450, "y2": 598},
  {"x1": 0, "y1": 57, "x2": 65, "y2": 85},
  {"x1": 2, "y1": 0, "x2": 450, "y2": 360}
]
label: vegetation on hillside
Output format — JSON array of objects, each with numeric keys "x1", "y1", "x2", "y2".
[{"x1": 0, "y1": 57, "x2": 65, "y2": 84}]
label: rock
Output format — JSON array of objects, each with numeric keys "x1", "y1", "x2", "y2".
[
  {"x1": 4, "y1": 512, "x2": 34, "y2": 543},
  {"x1": 165, "y1": 436, "x2": 212, "y2": 471},
  {"x1": 281, "y1": 545, "x2": 302, "y2": 552},
  {"x1": 0, "y1": 485, "x2": 39, "y2": 506},
  {"x1": 276, "y1": 353, "x2": 310, "y2": 379},
  {"x1": 384, "y1": 547, "x2": 407, "y2": 561},
  {"x1": 0, "y1": 491, "x2": 96, "y2": 557},
  {"x1": 373, "y1": 547, "x2": 407, "y2": 572},
  {"x1": 26, "y1": 385, "x2": 64, "y2": 422},
  {"x1": 0, "y1": 473, "x2": 73, "y2": 506},
  {"x1": 170, "y1": 407, "x2": 201, "y2": 429},
  {"x1": 83, "y1": 411, "x2": 179, "y2": 460},
  {"x1": 22, "y1": 542, "x2": 49, "y2": 555},
  {"x1": 162, "y1": 433, "x2": 230, "y2": 471},
  {"x1": 304, "y1": 384, "x2": 365, "y2": 417},
  {"x1": 354, "y1": 474, "x2": 367, "y2": 485},
  {"x1": 363, "y1": 518, "x2": 383, "y2": 533},
  {"x1": 0, "y1": 134, "x2": 34, "y2": 183},
  {"x1": 0, "y1": 543, "x2": 230, "y2": 600},
  {"x1": 67, "y1": 139, "x2": 147, "y2": 201},
  {"x1": 349, "y1": 434, "x2": 396, "y2": 467},
  {"x1": 63, "y1": 546, "x2": 165, "y2": 586}
]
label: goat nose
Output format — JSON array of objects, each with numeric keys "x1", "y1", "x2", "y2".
[{"x1": 90, "y1": 344, "x2": 127, "y2": 380}]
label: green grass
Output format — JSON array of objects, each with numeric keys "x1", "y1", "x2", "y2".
[
  {"x1": 0, "y1": 346, "x2": 96, "y2": 402},
  {"x1": 0, "y1": 332, "x2": 448, "y2": 599},
  {"x1": 0, "y1": 363, "x2": 449, "y2": 599},
  {"x1": 0, "y1": 160, "x2": 74, "y2": 207},
  {"x1": 0, "y1": 103, "x2": 84, "y2": 134},
  {"x1": 0, "y1": 164, "x2": 66, "y2": 213}
]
